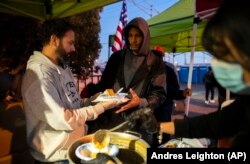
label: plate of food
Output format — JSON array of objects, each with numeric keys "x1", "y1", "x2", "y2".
[
  {"x1": 92, "y1": 88, "x2": 129, "y2": 102},
  {"x1": 75, "y1": 130, "x2": 119, "y2": 161},
  {"x1": 159, "y1": 138, "x2": 209, "y2": 148},
  {"x1": 75, "y1": 143, "x2": 119, "y2": 161}
]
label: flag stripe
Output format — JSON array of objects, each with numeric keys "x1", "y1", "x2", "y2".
[{"x1": 112, "y1": 0, "x2": 127, "y2": 53}]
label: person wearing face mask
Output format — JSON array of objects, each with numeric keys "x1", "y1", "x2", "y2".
[
  {"x1": 21, "y1": 19, "x2": 128, "y2": 163},
  {"x1": 150, "y1": 0, "x2": 250, "y2": 148},
  {"x1": 85, "y1": 17, "x2": 167, "y2": 144}
]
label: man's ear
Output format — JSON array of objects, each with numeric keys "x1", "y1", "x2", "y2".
[{"x1": 50, "y1": 35, "x2": 59, "y2": 47}]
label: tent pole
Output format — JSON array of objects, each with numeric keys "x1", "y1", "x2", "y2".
[
  {"x1": 172, "y1": 54, "x2": 175, "y2": 64},
  {"x1": 185, "y1": 19, "x2": 198, "y2": 116}
]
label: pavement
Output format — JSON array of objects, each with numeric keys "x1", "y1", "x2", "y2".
[{"x1": 172, "y1": 83, "x2": 218, "y2": 120}]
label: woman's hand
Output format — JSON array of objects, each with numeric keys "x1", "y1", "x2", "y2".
[{"x1": 159, "y1": 122, "x2": 175, "y2": 135}]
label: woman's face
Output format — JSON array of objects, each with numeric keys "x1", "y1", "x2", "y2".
[{"x1": 221, "y1": 37, "x2": 250, "y2": 83}]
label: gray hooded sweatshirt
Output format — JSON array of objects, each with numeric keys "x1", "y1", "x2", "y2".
[{"x1": 22, "y1": 51, "x2": 106, "y2": 162}]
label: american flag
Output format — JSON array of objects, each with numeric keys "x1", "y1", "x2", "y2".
[{"x1": 111, "y1": 0, "x2": 127, "y2": 52}]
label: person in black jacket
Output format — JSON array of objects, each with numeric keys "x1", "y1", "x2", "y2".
[
  {"x1": 210, "y1": 72, "x2": 237, "y2": 111},
  {"x1": 157, "y1": 0, "x2": 250, "y2": 148},
  {"x1": 151, "y1": 46, "x2": 192, "y2": 147},
  {"x1": 203, "y1": 66, "x2": 216, "y2": 104},
  {"x1": 86, "y1": 17, "x2": 166, "y2": 144}
]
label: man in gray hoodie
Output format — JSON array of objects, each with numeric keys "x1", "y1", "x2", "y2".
[{"x1": 21, "y1": 19, "x2": 126, "y2": 163}]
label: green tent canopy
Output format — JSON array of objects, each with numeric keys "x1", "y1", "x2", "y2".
[
  {"x1": 147, "y1": 0, "x2": 206, "y2": 53},
  {"x1": 148, "y1": 0, "x2": 222, "y2": 116},
  {"x1": 0, "y1": 0, "x2": 122, "y2": 20}
]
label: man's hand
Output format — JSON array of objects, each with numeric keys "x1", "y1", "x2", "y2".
[
  {"x1": 100, "y1": 100, "x2": 120, "y2": 111},
  {"x1": 115, "y1": 88, "x2": 140, "y2": 114}
]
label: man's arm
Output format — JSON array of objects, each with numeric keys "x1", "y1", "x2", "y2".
[{"x1": 23, "y1": 76, "x2": 119, "y2": 131}]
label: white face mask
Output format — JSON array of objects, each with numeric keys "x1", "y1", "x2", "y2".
[{"x1": 211, "y1": 58, "x2": 250, "y2": 95}]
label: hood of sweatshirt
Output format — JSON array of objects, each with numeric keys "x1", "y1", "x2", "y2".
[
  {"x1": 124, "y1": 17, "x2": 150, "y2": 56},
  {"x1": 26, "y1": 51, "x2": 62, "y2": 74}
]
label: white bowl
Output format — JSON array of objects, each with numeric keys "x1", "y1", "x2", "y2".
[{"x1": 75, "y1": 143, "x2": 119, "y2": 161}]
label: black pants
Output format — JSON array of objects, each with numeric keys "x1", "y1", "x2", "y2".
[{"x1": 205, "y1": 84, "x2": 214, "y2": 100}]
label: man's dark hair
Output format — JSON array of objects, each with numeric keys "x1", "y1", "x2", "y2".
[{"x1": 39, "y1": 19, "x2": 74, "y2": 46}]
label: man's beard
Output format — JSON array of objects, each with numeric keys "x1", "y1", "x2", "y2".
[{"x1": 56, "y1": 43, "x2": 70, "y2": 68}]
